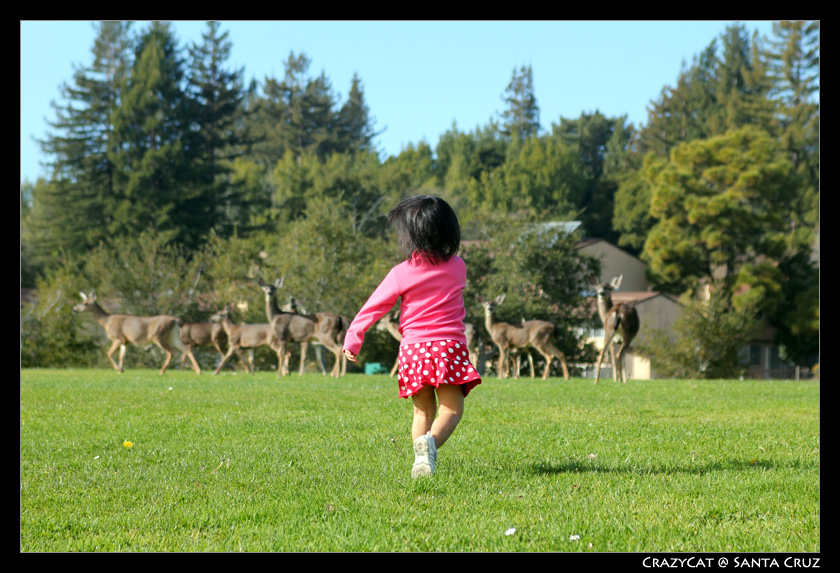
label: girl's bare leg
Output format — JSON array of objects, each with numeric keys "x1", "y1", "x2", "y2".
[
  {"x1": 411, "y1": 384, "x2": 465, "y2": 448},
  {"x1": 429, "y1": 384, "x2": 464, "y2": 448},
  {"x1": 411, "y1": 386, "x2": 437, "y2": 440}
]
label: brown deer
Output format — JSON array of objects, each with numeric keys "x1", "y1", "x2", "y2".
[
  {"x1": 279, "y1": 295, "x2": 327, "y2": 375},
  {"x1": 258, "y1": 278, "x2": 348, "y2": 377},
  {"x1": 178, "y1": 322, "x2": 228, "y2": 370},
  {"x1": 210, "y1": 304, "x2": 287, "y2": 376},
  {"x1": 72, "y1": 291, "x2": 200, "y2": 375},
  {"x1": 589, "y1": 274, "x2": 640, "y2": 384},
  {"x1": 477, "y1": 294, "x2": 570, "y2": 380}
]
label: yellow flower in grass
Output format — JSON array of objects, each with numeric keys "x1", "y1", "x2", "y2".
[{"x1": 123, "y1": 440, "x2": 134, "y2": 448}]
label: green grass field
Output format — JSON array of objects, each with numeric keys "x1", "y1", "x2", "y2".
[{"x1": 20, "y1": 368, "x2": 819, "y2": 552}]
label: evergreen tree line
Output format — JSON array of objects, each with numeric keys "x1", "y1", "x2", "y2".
[{"x1": 20, "y1": 21, "x2": 819, "y2": 374}]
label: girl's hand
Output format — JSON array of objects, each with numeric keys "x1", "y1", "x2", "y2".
[{"x1": 343, "y1": 349, "x2": 357, "y2": 363}]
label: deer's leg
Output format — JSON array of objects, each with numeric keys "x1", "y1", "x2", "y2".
[
  {"x1": 104, "y1": 340, "x2": 120, "y2": 372},
  {"x1": 117, "y1": 343, "x2": 127, "y2": 373},
  {"x1": 609, "y1": 341, "x2": 618, "y2": 382},
  {"x1": 536, "y1": 349, "x2": 551, "y2": 380},
  {"x1": 497, "y1": 346, "x2": 507, "y2": 379},
  {"x1": 545, "y1": 343, "x2": 570, "y2": 381},
  {"x1": 298, "y1": 342, "x2": 308, "y2": 375},
  {"x1": 527, "y1": 351, "x2": 535, "y2": 379},
  {"x1": 511, "y1": 351, "x2": 520, "y2": 379},
  {"x1": 185, "y1": 349, "x2": 201, "y2": 375},
  {"x1": 617, "y1": 342, "x2": 628, "y2": 383},
  {"x1": 332, "y1": 348, "x2": 343, "y2": 378},
  {"x1": 276, "y1": 341, "x2": 287, "y2": 377},
  {"x1": 558, "y1": 351, "x2": 570, "y2": 380},
  {"x1": 215, "y1": 346, "x2": 238, "y2": 375},
  {"x1": 315, "y1": 345, "x2": 327, "y2": 375},
  {"x1": 159, "y1": 349, "x2": 174, "y2": 375},
  {"x1": 594, "y1": 334, "x2": 613, "y2": 384},
  {"x1": 247, "y1": 349, "x2": 256, "y2": 374}
]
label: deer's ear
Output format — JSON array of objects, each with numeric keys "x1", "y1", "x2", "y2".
[
  {"x1": 611, "y1": 275, "x2": 623, "y2": 289},
  {"x1": 89, "y1": 291, "x2": 97, "y2": 301},
  {"x1": 275, "y1": 277, "x2": 284, "y2": 288},
  {"x1": 496, "y1": 294, "x2": 506, "y2": 304},
  {"x1": 80, "y1": 292, "x2": 88, "y2": 301}
]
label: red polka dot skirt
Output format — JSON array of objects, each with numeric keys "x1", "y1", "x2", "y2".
[{"x1": 397, "y1": 339, "x2": 482, "y2": 399}]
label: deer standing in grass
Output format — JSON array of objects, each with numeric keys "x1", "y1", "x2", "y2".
[
  {"x1": 72, "y1": 291, "x2": 200, "y2": 375},
  {"x1": 589, "y1": 274, "x2": 639, "y2": 384},
  {"x1": 279, "y1": 295, "x2": 327, "y2": 375},
  {"x1": 210, "y1": 304, "x2": 287, "y2": 376},
  {"x1": 178, "y1": 322, "x2": 227, "y2": 370},
  {"x1": 478, "y1": 294, "x2": 569, "y2": 380},
  {"x1": 258, "y1": 278, "x2": 348, "y2": 377}
]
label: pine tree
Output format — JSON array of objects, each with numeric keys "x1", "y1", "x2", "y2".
[
  {"x1": 639, "y1": 42, "x2": 719, "y2": 156},
  {"x1": 764, "y1": 20, "x2": 820, "y2": 250},
  {"x1": 336, "y1": 73, "x2": 381, "y2": 154},
  {"x1": 109, "y1": 21, "x2": 191, "y2": 244},
  {"x1": 185, "y1": 20, "x2": 251, "y2": 239},
  {"x1": 552, "y1": 111, "x2": 629, "y2": 241},
  {"x1": 499, "y1": 65, "x2": 540, "y2": 140},
  {"x1": 31, "y1": 21, "x2": 134, "y2": 260}
]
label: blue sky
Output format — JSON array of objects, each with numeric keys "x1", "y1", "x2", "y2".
[{"x1": 20, "y1": 20, "x2": 777, "y2": 185}]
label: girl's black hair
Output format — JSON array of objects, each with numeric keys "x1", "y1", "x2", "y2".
[{"x1": 387, "y1": 195, "x2": 460, "y2": 265}]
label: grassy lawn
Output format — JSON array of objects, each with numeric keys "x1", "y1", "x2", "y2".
[{"x1": 20, "y1": 369, "x2": 819, "y2": 552}]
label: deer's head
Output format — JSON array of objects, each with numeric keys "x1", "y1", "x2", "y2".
[
  {"x1": 477, "y1": 294, "x2": 505, "y2": 314},
  {"x1": 375, "y1": 310, "x2": 400, "y2": 332},
  {"x1": 72, "y1": 291, "x2": 97, "y2": 314},
  {"x1": 210, "y1": 305, "x2": 233, "y2": 323},
  {"x1": 589, "y1": 275, "x2": 623, "y2": 301},
  {"x1": 258, "y1": 277, "x2": 284, "y2": 300}
]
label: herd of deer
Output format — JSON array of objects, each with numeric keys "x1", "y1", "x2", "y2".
[{"x1": 72, "y1": 274, "x2": 639, "y2": 384}]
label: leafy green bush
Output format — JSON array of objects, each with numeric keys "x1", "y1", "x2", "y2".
[
  {"x1": 20, "y1": 260, "x2": 100, "y2": 368},
  {"x1": 636, "y1": 291, "x2": 760, "y2": 379}
]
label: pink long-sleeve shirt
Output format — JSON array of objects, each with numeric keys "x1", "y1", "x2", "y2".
[{"x1": 343, "y1": 254, "x2": 468, "y2": 356}]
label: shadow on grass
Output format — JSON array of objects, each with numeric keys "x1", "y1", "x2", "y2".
[{"x1": 530, "y1": 457, "x2": 819, "y2": 476}]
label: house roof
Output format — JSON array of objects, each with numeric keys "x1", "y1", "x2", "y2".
[{"x1": 574, "y1": 237, "x2": 648, "y2": 266}]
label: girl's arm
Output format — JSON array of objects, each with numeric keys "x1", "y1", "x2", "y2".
[{"x1": 342, "y1": 270, "x2": 401, "y2": 357}]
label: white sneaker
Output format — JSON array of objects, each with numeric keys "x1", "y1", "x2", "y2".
[{"x1": 411, "y1": 432, "x2": 437, "y2": 478}]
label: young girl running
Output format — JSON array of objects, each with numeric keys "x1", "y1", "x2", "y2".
[{"x1": 342, "y1": 195, "x2": 482, "y2": 478}]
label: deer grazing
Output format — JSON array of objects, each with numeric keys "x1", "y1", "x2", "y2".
[
  {"x1": 210, "y1": 304, "x2": 287, "y2": 376},
  {"x1": 589, "y1": 274, "x2": 640, "y2": 384},
  {"x1": 72, "y1": 291, "x2": 200, "y2": 375},
  {"x1": 178, "y1": 322, "x2": 227, "y2": 370},
  {"x1": 477, "y1": 294, "x2": 570, "y2": 380},
  {"x1": 258, "y1": 278, "x2": 348, "y2": 377}
]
